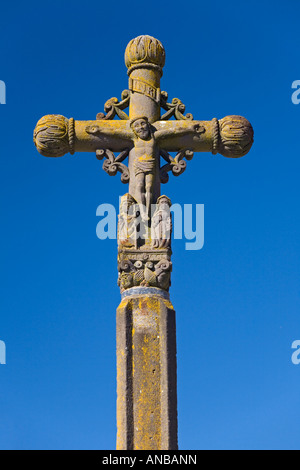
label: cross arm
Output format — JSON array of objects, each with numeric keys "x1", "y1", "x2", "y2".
[
  {"x1": 154, "y1": 115, "x2": 254, "y2": 158},
  {"x1": 33, "y1": 115, "x2": 134, "y2": 157}
]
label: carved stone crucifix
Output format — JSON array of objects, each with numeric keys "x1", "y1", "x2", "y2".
[{"x1": 33, "y1": 35, "x2": 253, "y2": 450}]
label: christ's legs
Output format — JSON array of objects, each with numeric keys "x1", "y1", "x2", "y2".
[
  {"x1": 135, "y1": 172, "x2": 147, "y2": 219},
  {"x1": 145, "y1": 173, "x2": 155, "y2": 220},
  {"x1": 135, "y1": 173, "x2": 146, "y2": 205}
]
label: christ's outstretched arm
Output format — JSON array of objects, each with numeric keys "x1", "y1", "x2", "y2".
[
  {"x1": 85, "y1": 122, "x2": 134, "y2": 140},
  {"x1": 153, "y1": 122, "x2": 205, "y2": 141}
]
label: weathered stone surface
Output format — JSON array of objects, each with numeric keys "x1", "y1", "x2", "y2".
[
  {"x1": 34, "y1": 115, "x2": 253, "y2": 160},
  {"x1": 116, "y1": 289, "x2": 177, "y2": 450},
  {"x1": 125, "y1": 35, "x2": 166, "y2": 73},
  {"x1": 117, "y1": 193, "x2": 173, "y2": 294},
  {"x1": 33, "y1": 114, "x2": 73, "y2": 157}
]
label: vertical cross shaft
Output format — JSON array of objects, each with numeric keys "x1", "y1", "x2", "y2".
[
  {"x1": 116, "y1": 290, "x2": 177, "y2": 450},
  {"x1": 126, "y1": 37, "x2": 164, "y2": 209},
  {"x1": 117, "y1": 36, "x2": 178, "y2": 450}
]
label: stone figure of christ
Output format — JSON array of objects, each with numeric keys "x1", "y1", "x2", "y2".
[
  {"x1": 129, "y1": 117, "x2": 203, "y2": 220},
  {"x1": 130, "y1": 117, "x2": 158, "y2": 220},
  {"x1": 88, "y1": 116, "x2": 202, "y2": 220}
]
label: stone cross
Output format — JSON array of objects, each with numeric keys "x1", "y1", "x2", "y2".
[{"x1": 33, "y1": 35, "x2": 254, "y2": 450}]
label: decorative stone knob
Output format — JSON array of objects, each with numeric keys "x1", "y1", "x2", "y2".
[
  {"x1": 125, "y1": 35, "x2": 166, "y2": 75},
  {"x1": 217, "y1": 115, "x2": 254, "y2": 158},
  {"x1": 33, "y1": 114, "x2": 75, "y2": 157}
]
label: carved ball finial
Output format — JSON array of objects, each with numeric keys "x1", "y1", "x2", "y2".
[
  {"x1": 125, "y1": 35, "x2": 165, "y2": 75},
  {"x1": 218, "y1": 115, "x2": 254, "y2": 158},
  {"x1": 33, "y1": 114, "x2": 73, "y2": 157}
]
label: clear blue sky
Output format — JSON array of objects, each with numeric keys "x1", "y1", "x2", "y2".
[{"x1": 0, "y1": 0, "x2": 299, "y2": 450}]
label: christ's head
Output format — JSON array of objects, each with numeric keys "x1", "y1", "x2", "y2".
[{"x1": 130, "y1": 117, "x2": 150, "y2": 140}]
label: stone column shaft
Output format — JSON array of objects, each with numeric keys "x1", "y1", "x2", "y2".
[
  {"x1": 128, "y1": 68, "x2": 161, "y2": 123},
  {"x1": 116, "y1": 288, "x2": 178, "y2": 450}
]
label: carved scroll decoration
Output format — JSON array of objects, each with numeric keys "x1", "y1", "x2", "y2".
[
  {"x1": 160, "y1": 91, "x2": 194, "y2": 121},
  {"x1": 96, "y1": 90, "x2": 130, "y2": 121},
  {"x1": 159, "y1": 149, "x2": 194, "y2": 183},
  {"x1": 96, "y1": 148, "x2": 130, "y2": 183}
]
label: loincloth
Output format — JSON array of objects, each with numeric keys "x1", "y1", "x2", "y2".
[{"x1": 134, "y1": 155, "x2": 156, "y2": 176}]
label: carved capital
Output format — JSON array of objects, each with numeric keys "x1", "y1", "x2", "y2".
[
  {"x1": 118, "y1": 250, "x2": 172, "y2": 293},
  {"x1": 33, "y1": 114, "x2": 74, "y2": 157}
]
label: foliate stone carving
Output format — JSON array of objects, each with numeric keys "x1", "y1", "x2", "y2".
[
  {"x1": 96, "y1": 90, "x2": 130, "y2": 121},
  {"x1": 125, "y1": 35, "x2": 166, "y2": 75},
  {"x1": 118, "y1": 252, "x2": 172, "y2": 292},
  {"x1": 160, "y1": 91, "x2": 194, "y2": 121},
  {"x1": 33, "y1": 114, "x2": 74, "y2": 158},
  {"x1": 212, "y1": 115, "x2": 254, "y2": 158},
  {"x1": 96, "y1": 149, "x2": 130, "y2": 183},
  {"x1": 160, "y1": 149, "x2": 194, "y2": 183}
]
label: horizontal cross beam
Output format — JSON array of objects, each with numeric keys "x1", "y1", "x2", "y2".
[{"x1": 34, "y1": 114, "x2": 253, "y2": 159}]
